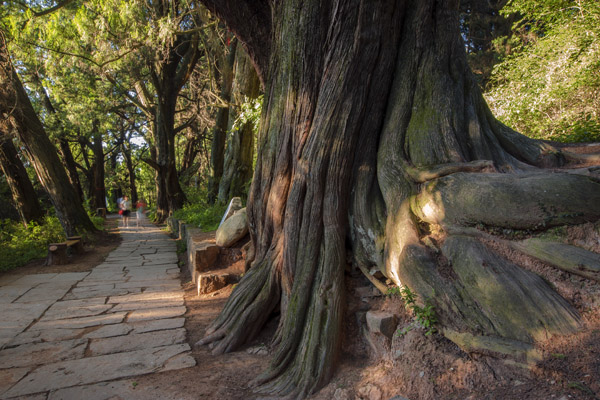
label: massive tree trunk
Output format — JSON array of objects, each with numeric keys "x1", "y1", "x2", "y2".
[
  {"x1": 0, "y1": 127, "x2": 44, "y2": 224},
  {"x1": 0, "y1": 32, "x2": 96, "y2": 236},
  {"x1": 198, "y1": 0, "x2": 600, "y2": 397},
  {"x1": 217, "y1": 45, "x2": 261, "y2": 203},
  {"x1": 208, "y1": 38, "x2": 237, "y2": 204}
]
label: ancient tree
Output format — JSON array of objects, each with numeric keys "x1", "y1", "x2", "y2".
[
  {"x1": 0, "y1": 31, "x2": 96, "y2": 236},
  {"x1": 198, "y1": 0, "x2": 600, "y2": 397}
]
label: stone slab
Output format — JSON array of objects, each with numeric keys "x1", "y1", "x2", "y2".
[
  {"x1": 89, "y1": 328, "x2": 186, "y2": 356},
  {"x1": 46, "y1": 272, "x2": 90, "y2": 282},
  {"x1": 40, "y1": 303, "x2": 114, "y2": 321},
  {"x1": 8, "y1": 328, "x2": 86, "y2": 347},
  {"x1": 111, "y1": 299, "x2": 184, "y2": 312},
  {"x1": 3, "y1": 344, "x2": 194, "y2": 398},
  {"x1": 0, "y1": 303, "x2": 52, "y2": 327},
  {"x1": 9, "y1": 274, "x2": 58, "y2": 286},
  {"x1": 48, "y1": 380, "x2": 154, "y2": 400},
  {"x1": 0, "y1": 339, "x2": 87, "y2": 368},
  {"x1": 130, "y1": 318, "x2": 185, "y2": 334},
  {"x1": 108, "y1": 291, "x2": 183, "y2": 304},
  {"x1": 62, "y1": 288, "x2": 130, "y2": 300},
  {"x1": 0, "y1": 285, "x2": 34, "y2": 304},
  {"x1": 0, "y1": 367, "x2": 30, "y2": 397},
  {"x1": 30, "y1": 312, "x2": 127, "y2": 331},
  {"x1": 14, "y1": 283, "x2": 73, "y2": 303},
  {"x1": 83, "y1": 324, "x2": 133, "y2": 339},
  {"x1": 126, "y1": 306, "x2": 186, "y2": 323}
]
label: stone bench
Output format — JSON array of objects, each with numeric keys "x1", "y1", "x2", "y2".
[{"x1": 46, "y1": 236, "x2": 83, "y2": 265}]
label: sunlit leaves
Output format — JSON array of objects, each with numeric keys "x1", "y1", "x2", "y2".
[{"x1": 486, "y1": 0, "x2": 600, "y2": 142}]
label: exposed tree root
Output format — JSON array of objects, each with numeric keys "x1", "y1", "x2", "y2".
[
  {"x1": 511, "y1": 238, "x2": 600, "y2": 282},
  {"x1": 197, "y1": 258, "x2": 281, "y2": 353}
]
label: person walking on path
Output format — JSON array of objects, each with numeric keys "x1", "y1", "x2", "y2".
[
  {"x1": 136, "y1": 198, "x2": 147, "y2": 227},
  {"x1": 120, "y1": 195, "x2": 132, "y2": 228}
]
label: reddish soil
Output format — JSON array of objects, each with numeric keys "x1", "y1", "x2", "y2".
[{"x1": 157, "y1": 226, "x2": 599, "y2": 400}]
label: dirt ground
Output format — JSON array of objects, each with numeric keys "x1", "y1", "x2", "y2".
[
  {"x1": 3, "y1": 214, "x2": 598, "y2": 400},
  {"x1": 153, "y1": 226, "x2": 600, "y2": 400}
]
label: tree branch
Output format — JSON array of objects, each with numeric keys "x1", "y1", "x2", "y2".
[
  {"x1": 174, "y1": 115, "x2": 197, "y2": 134},
  {"x1": 141, "y1": 156, "x2": 159, "y2": 171},
  {"x1": 174, "y1": 33, "x2": 202, "y2": 91}
]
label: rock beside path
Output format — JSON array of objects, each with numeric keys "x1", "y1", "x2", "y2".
[{"x1": 216, "y1": 208, "x2": 248, "y2": 248}]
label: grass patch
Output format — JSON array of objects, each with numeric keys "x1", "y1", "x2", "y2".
[{"x1": 173, "y1": 202, "x2": 227, "y2": 232}]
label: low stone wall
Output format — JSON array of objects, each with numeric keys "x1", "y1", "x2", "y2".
[{"x1": 167, "y1": 216, "x2": 243, "y2": 295}]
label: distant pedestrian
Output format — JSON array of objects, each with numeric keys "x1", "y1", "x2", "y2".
[
  {"x1": 136, "y1": 199, "x2": 147, "y2": 227},
  {"x1": 120, "y1": 195, "x2": 132, "y2": 228}
]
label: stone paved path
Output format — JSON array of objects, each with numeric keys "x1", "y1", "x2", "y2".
[{"x1": 0, "y1": 220, "x2": 196, "y2": 399}]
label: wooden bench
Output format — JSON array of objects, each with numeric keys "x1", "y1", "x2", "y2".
[{"x1": 46, "y1": 236, "x2": 83, "y2": 265}]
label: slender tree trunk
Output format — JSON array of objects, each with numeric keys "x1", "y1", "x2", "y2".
[
  {"x1": 0, "y1": 32, "x2": 96, "y2": 236},
  {"x1": 31, "y1": 73, "x2": 85, "y2": 203},
  {"x1": 89, "y1": 129, "x2": 106, "y2": 210},
  {"x1": 198, "y1": 0, "x2": 600, "y2": 397},
  {"x1": 57, "y1": 138, "x2": 85, "y2": 203},
  {"x1": 150, "y1": 29, "x2": 200, "y2": 221},
  {"x1": 0, "y1": 128, "x2": 44, "y2": 224},
  {"x1": 122, "y1": 142, "x2": 138, "y2": 206},
  {"x1": 218, "y1": 45, "x2": 261, "y2": 203},
  {"x1": 208, "y1": 39, "x2": 237, "y2": 204},
  {"x1": 154, "y1": 91, "x2": 186, "y2": 220},
  {"x1": 179, "y1": 131, "x2": 202, "y2": 185}
]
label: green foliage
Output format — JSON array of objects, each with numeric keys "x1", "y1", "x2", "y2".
[
  {"x1": 230, "y1": 95, "x2": 263, "y2": 134},
  {"x1": 391, "y1": 286, "x2": 438, "y2": 336},
  {"x1": 486, "y1": 0, "x2": 600, "y2": 142},
  {"x1": 172, "y1": 188, "x2": 228, "y2": 232},
  {"x1": 176, "y1": 239, "x2": 187, "y2": 255},
  {"x1": 0, "y1": 217, "x2": 66, "y2": 271},
  {"x1": 87, "y1": 212, "x2": 106, "y2": 231}
]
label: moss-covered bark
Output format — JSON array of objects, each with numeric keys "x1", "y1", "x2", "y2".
[{"x1": 198, "y1": 0, "x2": 600, "y2": 397}]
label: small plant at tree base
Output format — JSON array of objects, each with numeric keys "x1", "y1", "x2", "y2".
[{"x1": 394, "y1": 285, "x2": 438, "y2": 336}]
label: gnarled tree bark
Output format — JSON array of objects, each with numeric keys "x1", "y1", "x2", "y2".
[{"x1": 198, "y1": 0, "x2": 600, "y2": 397}]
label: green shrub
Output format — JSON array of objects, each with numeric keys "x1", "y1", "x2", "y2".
[
  {"x1": 0, "y1": 217, "x2": 66, "y2": 271},
  {"x1": 172, "y1": 202, "x2": 227, "y2": 232},
  {"x1": 485, "y1": 1, "x2": 600, "y2": 143}
]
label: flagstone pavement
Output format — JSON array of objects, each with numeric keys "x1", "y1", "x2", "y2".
[{"x1": 0, "y1": 219, "x2": 196, "y2": 399}]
